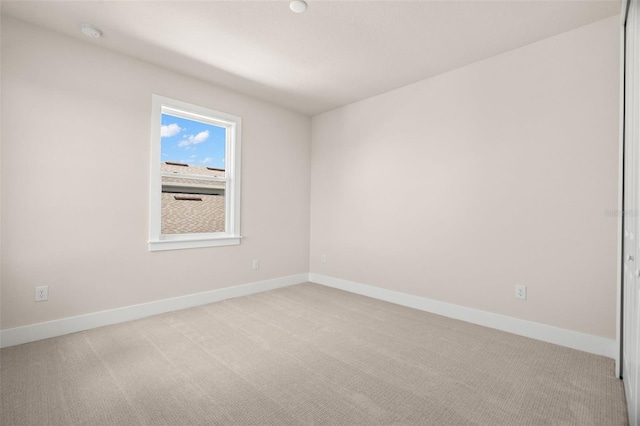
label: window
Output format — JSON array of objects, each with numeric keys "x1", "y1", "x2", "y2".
[{"x1": 149, "y1": 95, "x2": 241, "y2": 251}]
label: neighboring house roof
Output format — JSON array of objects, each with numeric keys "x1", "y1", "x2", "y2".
[
  {"x1": 161, "y1": 161, "x2": 225, "y2": 177},
  {"x1": 161, "y1": 162, "x2": 226, "y2": 187},
  {"x1": 160, "y1": 162, "x2": 226, "y2": 234}
]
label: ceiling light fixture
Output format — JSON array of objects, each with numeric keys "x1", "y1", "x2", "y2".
[
  {"x1": 290, "y1": 0, "x2": 307, "y2": 13},
  {"x1": 81, "y1": 23, "x2": 102, "y2": 38}
]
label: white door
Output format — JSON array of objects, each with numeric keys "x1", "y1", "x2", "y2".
[{"x1": 623, "y1": 1, "x2": 640, "y2": 425}]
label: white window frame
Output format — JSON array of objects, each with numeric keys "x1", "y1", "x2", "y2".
[{"x1": 148, "y1": 94, "x2": 242, "y2": 251}]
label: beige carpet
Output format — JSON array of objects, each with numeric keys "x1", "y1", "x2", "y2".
[{"x1": 0, "y1": 283, "x2": 628, "y2": 425}]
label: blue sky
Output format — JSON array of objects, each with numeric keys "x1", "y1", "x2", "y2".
[{"x1": 161, "y1": 114, "x2": 226, "y2": 169}]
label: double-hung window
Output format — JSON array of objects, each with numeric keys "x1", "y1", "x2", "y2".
[{"x1": 149, "y1": 95, "x2": 241, "y2": 251}]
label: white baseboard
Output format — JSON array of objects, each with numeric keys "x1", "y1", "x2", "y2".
[
  {"x1": 2, "y1": 272, "x2": 616, "y2": 359},
  {"x1": 0, "y1": 273, "x2": 309, "y2": 348},
  {"x1": 309, "y1": 273, "x2": 616, "y2": 359}
]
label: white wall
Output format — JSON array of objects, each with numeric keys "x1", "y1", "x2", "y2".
[
  {"x1": 310, "y1": 16, "x2": 620, "y2": 340},
  {"x1": 0, "y1": 17, "x2": 311, "y2": 330}
]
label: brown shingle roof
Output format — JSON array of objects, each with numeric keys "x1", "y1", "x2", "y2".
[
  {"x1": 160, "y1": 162, "x2": 226, "y2": 234},
  {"x1": 161, "y1": 162, "x2": 225, "y2": 177}
]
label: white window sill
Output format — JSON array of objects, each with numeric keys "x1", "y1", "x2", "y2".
[{"x1": 148, "y1": 235, "x2": 242, "y2": 251}]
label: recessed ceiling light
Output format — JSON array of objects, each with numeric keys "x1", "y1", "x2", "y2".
[
  {"x1": 290, "y1": 0, "x2": 307, "y2": 13},
  {"x1": 81, "y1": 23, "x2": 102, "y2": 38}
]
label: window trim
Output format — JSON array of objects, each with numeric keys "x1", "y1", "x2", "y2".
[{"x1": 148, "y1": 94, "x2": 242, "y2": 251}]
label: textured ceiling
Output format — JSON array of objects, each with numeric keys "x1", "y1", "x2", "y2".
[{"x1": 1, "y1": 0, "x2": 621, "y2": 115}]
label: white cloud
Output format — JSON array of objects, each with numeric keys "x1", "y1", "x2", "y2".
[
  {"x1": 193, "y1": 130, "x2": 209, "y2": 143},
  {"x1": 201, "y1": 157, "x2": 213, "y2": 164},
  {"x1": 178, "y1": 130, "x2": 209, "y2": 147},
  {"x1": 161, "y1": 123, "x2": 182, "y2": 138}
]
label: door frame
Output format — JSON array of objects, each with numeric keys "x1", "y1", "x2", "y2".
[{"x1": 617, "y1": 0, "x2": 630, "y2": 380}]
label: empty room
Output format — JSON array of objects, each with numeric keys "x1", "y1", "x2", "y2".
[{"x1": 1, "y1": 0, "x2": 639, "y2": 425}]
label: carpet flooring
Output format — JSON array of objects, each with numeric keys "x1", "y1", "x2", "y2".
[{"x1": 0, "y1": 283, "x2": 629, "y2": 425}]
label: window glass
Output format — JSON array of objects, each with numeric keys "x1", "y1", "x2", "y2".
[{"x1": 160, "y1": 114, "x2": 227, "y2": 234}]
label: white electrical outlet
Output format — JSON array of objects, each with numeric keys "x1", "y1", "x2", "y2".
[
  {"x1": 321, "y1": 254, "x2": 327, "y2": 264},
  {"x1": 35, "y1": 286, "x2": 49, "y2": 302},
  {"x1": 252, "y1": 259, "x2": 260, "y2": 270},
  {"x1": 515, "y1": 285, "x2": 527, "y2": 300}
]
